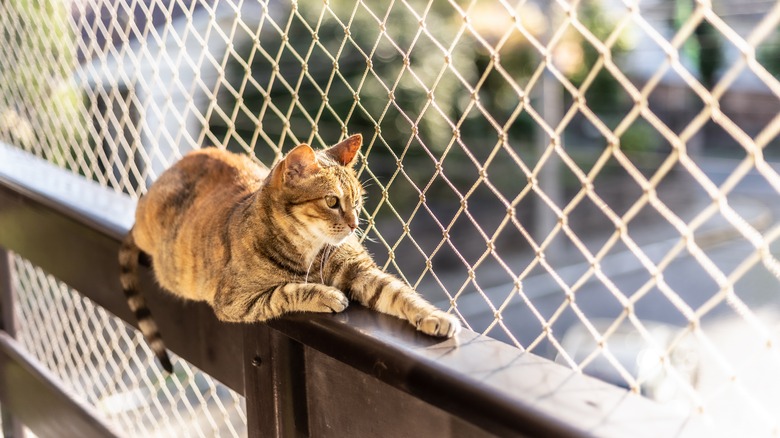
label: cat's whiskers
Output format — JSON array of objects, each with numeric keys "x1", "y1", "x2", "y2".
[
  {"x1": 353, "y1": 218, "x2": 377, "y2": 243},
  {"x1": 303, "y1": 233, "x2": 329, "y2": 284},
  {"x1": 302, "y1": 242, "x2": 317, "y2": 284},
  {"x1": 356, "y1": 229, "x2": 376, "y2": 243},
  {"x1": 320, "y1": 244, "x2": 335, "y2": 283},
  {"x1": 304, "y1": 257, "x2": 314, "y2": 284}
]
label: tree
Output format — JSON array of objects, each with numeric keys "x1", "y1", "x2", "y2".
[{"x1": 0, "y1": 0, "x2": 85, "y2": 167}]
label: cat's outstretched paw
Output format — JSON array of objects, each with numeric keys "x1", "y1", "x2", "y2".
[
  {"x1": 309, "y1": 287, "x2": 349, "y2": 314},
  {"x1": 415, "y1": 310, "x2": 461, "y2": 338}
]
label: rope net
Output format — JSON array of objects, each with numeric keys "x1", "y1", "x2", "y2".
[{"x1": 2, "y1": 0, "x2": 780, "y2": 435}]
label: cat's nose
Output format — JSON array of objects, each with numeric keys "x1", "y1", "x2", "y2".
[{"x1": 344, "y1": 212, "x2": 358, "y2": 231}]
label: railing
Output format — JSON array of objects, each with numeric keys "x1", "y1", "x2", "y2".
[
  {"x1": 2, "y1": 0, "x2": 780, "y2": 436},
  {"x1": 0, "y1": 142, "x2": 705, "y2": 437}
]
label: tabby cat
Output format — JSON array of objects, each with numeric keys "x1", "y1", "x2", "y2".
[{"x1": 119, "y1": 134, "x2": 460, "y2": 372}]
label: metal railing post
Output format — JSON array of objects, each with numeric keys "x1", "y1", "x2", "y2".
[
  {"x1": 0, "y1": 248, "x2": 24, "y2": 438},
  {"x1": 243, "y1": 323, "x2": 309, "y2": 437}
]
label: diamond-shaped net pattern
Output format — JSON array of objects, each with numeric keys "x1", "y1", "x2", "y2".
[
  {"x1": 10, "y1": 254, "x2": 247, "y2": 437},
  {"x1": 2, "y1": 0, "x2": 780, "y2": 434}
]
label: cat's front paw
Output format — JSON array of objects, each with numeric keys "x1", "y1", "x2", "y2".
[
  {"x1": 310, "y1": 287, "x2": 349, "y2": 314},
  {"x1": 415, "y1": 310, "x2": 461, "y2": 338}
]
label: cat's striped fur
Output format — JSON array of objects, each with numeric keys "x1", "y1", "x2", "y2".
[{"x1": 119, "y1": 135, "x2": 460, "y2": 371}]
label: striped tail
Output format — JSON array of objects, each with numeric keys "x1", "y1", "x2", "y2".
[{"x1": 119, "y1": 229, "x2": 173, "y2": 373}]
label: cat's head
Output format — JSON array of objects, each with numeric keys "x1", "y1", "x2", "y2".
[{"x1": 268, "y1": 134, "x2": 365, "y2": 246}]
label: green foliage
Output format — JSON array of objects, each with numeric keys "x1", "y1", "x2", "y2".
[
  {"x1": 619, "y1": 121, "x2": 657, "y2": 155},
  {"x1": 758, "y1": 30, "x2": 780, "y2": 79},
  {"x1": 0, "y1": 0, "x2": 73, "y2": 103},
  {"x1": 0, "y1": 0, "x2": 84, "y2": 167},
  {"x1": 216, "y1": 1, "x2": 479, "y2": 160},
  {"x1": 217, "y1": 1, "x2": 639, "y2": 148},
  {"x1": 673, "y1": 0, "x2": 723, "y2": 89},
  {"x1": 565, "y1": 1, "x2": 633, "y2": 112},
  {"x1": 213, "y1": 0, "x2": 646, "y2": 215}
]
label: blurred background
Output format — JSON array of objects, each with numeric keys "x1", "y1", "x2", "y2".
[{"x1": 2, "y1": 0, "x2": 780, "y2": 436}]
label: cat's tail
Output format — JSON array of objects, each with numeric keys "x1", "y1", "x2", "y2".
[{"x1": 119, "y1": 229, "x2": 173, "y2": 373}]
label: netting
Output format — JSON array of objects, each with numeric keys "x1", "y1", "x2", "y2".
[
  {"x1": 10, "y1": 255, "x2": 247, "y2": 437},
  {"x1": 2, "y1": 0, "x2": 780, "y2": 435}
]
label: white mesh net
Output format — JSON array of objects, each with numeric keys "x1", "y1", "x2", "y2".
[
  {"x1": 2, "y1": 0, "x2": 780, "y2": 435},
  {"x1": 10, "y1": 255, "x2": 247, "y2": 437}
]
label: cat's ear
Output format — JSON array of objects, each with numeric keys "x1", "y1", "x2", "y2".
[
  {"x1": 276, "y1": 144, "x2": 320, "y2": 185},
  {"x1": 325, "y1": 134, "x2": 362, "y2": 167}
]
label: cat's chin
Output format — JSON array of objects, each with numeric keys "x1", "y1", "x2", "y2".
[{"x1": 326, "y1": 233, "x2": 353, "y2": 247}]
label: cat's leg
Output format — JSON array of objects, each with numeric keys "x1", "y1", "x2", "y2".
[
  {"x1": 330, "y1": 263, "x2": 460, "y2": 337},
  {"x1": 213, "y1": 283, "x2": 349, "y2": 323}
]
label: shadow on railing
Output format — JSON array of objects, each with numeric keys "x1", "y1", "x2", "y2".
[{"x1": 0, "y1": 143, "x2": 708, "y2": 437}]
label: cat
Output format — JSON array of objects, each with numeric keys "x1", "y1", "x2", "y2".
[{"x1": 119, "y1": 134, "x2": 461, "y2": 372}]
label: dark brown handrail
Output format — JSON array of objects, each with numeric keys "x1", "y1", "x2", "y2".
[{"x1": 0, "y1": 143, "x2": 710, "y2": 437}]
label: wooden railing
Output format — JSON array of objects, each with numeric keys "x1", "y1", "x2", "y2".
[{"x1": 0, "y1": 143, "x2": 708, "y2": 437}]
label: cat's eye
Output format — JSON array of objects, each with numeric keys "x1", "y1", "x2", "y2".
[{"x1": 325, "y1": 195, "x2": 339, "y2": 209}]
